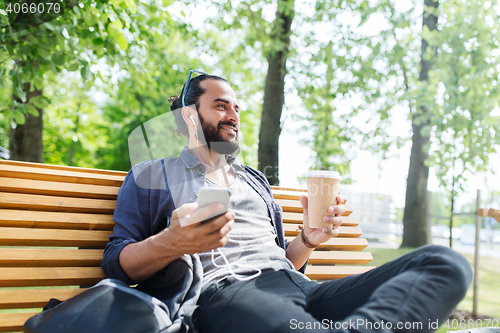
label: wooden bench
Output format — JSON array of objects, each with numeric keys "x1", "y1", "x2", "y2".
[
  {"x1": 0, "y1": 160, "x2": 374, "y2": 332},
  {"x1": 478, "y1": 208, "x2": 500, "y2": 222}
]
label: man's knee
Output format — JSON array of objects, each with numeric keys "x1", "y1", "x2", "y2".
[{"x1": 420, "y1": 245, "x2": 473, "y2": 295}]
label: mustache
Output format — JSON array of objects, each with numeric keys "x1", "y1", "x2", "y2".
[{"x1": 218, "y1": 121, "x2": 238, "y2": 132}]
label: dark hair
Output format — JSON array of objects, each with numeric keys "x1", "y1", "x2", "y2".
[{"x1": 170, "y1": 74, "x2": 229, "y2": 137}]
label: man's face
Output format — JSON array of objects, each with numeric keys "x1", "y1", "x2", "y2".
[{"x1": 196, "y1": 79, "x2": 240, "y2": 154}]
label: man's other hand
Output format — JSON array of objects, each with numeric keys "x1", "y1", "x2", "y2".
[{"x1": 299, "y1": 194, "x2": 346, "y2": 247}]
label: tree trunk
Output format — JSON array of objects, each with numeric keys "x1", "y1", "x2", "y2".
[
  {"x1": 258, "y1": 0, "x2": 294, "y2": 185},
  {"x1": 401, "y1": 0, "x2": 438, "y2": 247},
  {"x1": 9, "y1": 82, "x2": 44, "y2": 163}
]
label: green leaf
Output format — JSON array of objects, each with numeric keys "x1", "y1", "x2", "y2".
[
  {"x1": 81, "y1": 65, "x2": 93, "y2": 82},
  {"x1": 34, "y1": 76, "x2": 44, "y2": 90},
  {"x1": 51, "y1": 53, "x2": 66, "y2": 66},
  {"x1": 112, "y1": 20, "x2": 123, "y2": 30},
  {"x1": 68, "y1": 62, "x2": 80, "y2": 71},
  {"x1": 44, "y1": 22, "x2": 55, "y2": 31},
  {"x1": 111, "y1": 0, "x2": 121, "y2": 9},
  {"x1": 13, "y1": 86, "x2": 27, "y2": 103},
  {"x1": 107, "y1": 25, "x2": 117, "y2": 39},
  {"x1": 124, "y1": 0, "x2": 137, "y2": 14},
  {"x1": 162, "y1": 0, "x2": 173, "y2": 7},
  {"x1": 84, "y1": 8, "x2": 99, "y2": 26},
  {"x1": 27, "y1": 104, "x2": 39, "y2": 116},
  {"x1": 13, "y1": 111, "x2": 26, "y2": 125},
  {"x1": 30, "y1": 96, "x2": 48, "y2": 109},
  {"x1": 91, "y1": 38, "x2": 104, "y2": 46},
  {"x1": 117, "y1": 33, "x2": 129, "y2": 51}
]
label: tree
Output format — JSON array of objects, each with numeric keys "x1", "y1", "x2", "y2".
[
  {"x1": 401, "y1": 0, "x2": 439, "y2": 247},
  {"x1": 0, "y1": 0, "x2": 163, "y2": 162},
  {"x1": 257, "y1": 0, "x2": 295, "y2": 185}
]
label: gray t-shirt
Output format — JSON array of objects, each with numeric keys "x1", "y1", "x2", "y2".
[{"x1": 198, "y1": 175, "x2": 295, "y2": 291}]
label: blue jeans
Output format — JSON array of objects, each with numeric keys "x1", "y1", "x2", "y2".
[{"x1": 196, "y1": 245, "x2": 472, "y2": 333}]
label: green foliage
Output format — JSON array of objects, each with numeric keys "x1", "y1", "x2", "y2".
[
  {"x1": 1, "y1": 0, "x2": 144, "y2": 125},
  {"x1": 428, "y1": 0, "x2": 500, "y2": 196},
  {"x1": 43, "y1": 75, "x2": 109, "y2": 167}
]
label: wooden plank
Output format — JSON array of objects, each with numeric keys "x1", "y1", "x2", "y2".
[
  {"x1": 0, "y1": 209, "x2": 115, "y2": 231},
  {"x1": 0, "y1": 163, "x2": 124, "y2": 187},
  {"x1": 478, "y1": 208, "x2": 488, "y2": 217},
  {"x1": 0, "y1": 192, "x2": 116, "y2": 214},
  {"x1": 276, "y1": 199, "x2": 353, "y2": 216},
  {"x1": 305, "y1": 265, "x2": 375, "y2": 280},
  {"x1": 0, "y1": 248, "x2": 104, "y2": 267},
  {"x1": 0, "y1": 288, "x2": 85, "y2": 309},
  {"x1": 270, "y1": 186, "x2": 307, "y2": 193},
  {"x1": 0, "y1": 227, "x2": 111, "y2": 248},
  {"x1": 272, "y1": 190, "x2": 305, "y2": 201},
  {"x1": 275, "y1": 199, "x2": 303, "y2": 213},
  {"x1": 0, "y1": 312, "x2": 38, "y2": 333},
  {"x1": 0, "y1": 176, "x2": 119, "y2": 200},
  {"x1": 0, "y1": 267, "x2": 105, "y2": 287},
  {"x1": 273, "y1": 189, "x2": 347, "y2": 204},
  {"x1": 281, "y1": 212, "x2": 358, "y2": 226},
  {"x1": 283, "y1": 224, "x2": 362, "y2": 238},
  {"x1": 285, "y1": 237, "x2": 369, "y2": 251},
  {"x1": 488, "y1": 208, "x2": 499, "y2": 217},
  {"x1": 0, "y1": 159, "x2": 127, "y2": 176},
  {"x1": 308, "y1": 251, "x2": 373, "y2": 265}
]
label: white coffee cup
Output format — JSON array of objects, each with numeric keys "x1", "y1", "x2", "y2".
[{"x1": 306, "y1": 170, "x2": 342, "y2": 229}]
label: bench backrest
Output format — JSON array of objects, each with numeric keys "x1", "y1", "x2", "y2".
[{"x1": 0, "y1": 160, "x2": 373, "y2": 332}]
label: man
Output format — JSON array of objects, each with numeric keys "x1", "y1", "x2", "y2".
[{"x1": 102, "y1": 72, "x2": 472, "y2": 333}]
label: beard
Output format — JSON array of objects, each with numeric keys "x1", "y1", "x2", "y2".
[{"x1": 198, "y1": 113, "x2": 239, "y2": 155}]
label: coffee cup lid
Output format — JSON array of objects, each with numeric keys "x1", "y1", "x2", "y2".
[{"x1": 307, "y1": 170, "x2": 342, "y2": 180}]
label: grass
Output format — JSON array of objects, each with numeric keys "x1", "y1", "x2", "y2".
[{"x1": 366, "y1": 246, "x2": 500, "y2": 332}]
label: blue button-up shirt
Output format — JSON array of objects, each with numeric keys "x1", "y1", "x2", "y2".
[{"x1": 102, "y1": 147, "x2": 299, "y2": 285}]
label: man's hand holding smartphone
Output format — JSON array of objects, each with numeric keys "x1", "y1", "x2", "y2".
[{"x1": 160, "y1": 187, "x2": 233, "y2": 256}]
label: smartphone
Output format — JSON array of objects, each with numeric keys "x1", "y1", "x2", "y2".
[{"x1": 197, "y1": 187, "x2": 230, "y2": 222}]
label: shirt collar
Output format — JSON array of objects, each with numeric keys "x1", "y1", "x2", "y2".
[{"x1": 179, "y1": 146, "x2": 247, "y2": 177}]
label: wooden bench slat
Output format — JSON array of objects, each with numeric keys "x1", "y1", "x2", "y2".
[
  {"x1": 0, "y1": 267, "x2": 105, "y2": 287},
  {"x1": 276, "y1": 199, "x2": 353, "y2": 216},
  {"x1": 285, "y1": 237, "x2": 369, "y2": 251},
  {"x1": 0, "y1": 163, "x2": 125, "y2": 187},
  {"x1": 0, "y1": 159, "x2": 127, "y2": 177},
  {"x1": 0, "y1": 209, "x2": 114, "y2": 230},
  {"x1": 272, "y1": 190, "x2": 305, "y2": 201},
  {"x1": 305, "y1": 265, "x2": 375, "y2": 280},
  {"x1": 308, "y1": 251, "x2": 373, "y2": 265},
  {"x1": 283, "y1": 224, "x2": 362, "y2": 238},
  {"x1": 0, "y1": 176, "x2": 119, "y2": 200},
  {"x1": 0, "y1": 227, "x2": 110, "y2": 248},
  {"x1": 0, "y1": 312, "x2": 38, "y2": 333},
  {"x1": 0, "y1": 249, "x2": 104, "y2": 267},
  {"x1": 270, "y1": 186, "x2": 307, "y2": 193},
  {"x1": 0, "y1": 192, "x2": 116, "y2": 214},
  {"x1": 282, "y1": 212, "x2": 358, "y2": 226},
  {"x1": 0, "y1": 288, "x2": 85, "y2": 309}
]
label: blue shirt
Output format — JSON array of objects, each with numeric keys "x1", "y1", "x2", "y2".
[{"x1": 101, "y1": 147, "x2": 299, "y2": 285}]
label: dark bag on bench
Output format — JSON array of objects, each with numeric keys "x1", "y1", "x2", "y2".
[{"x1": 23, "y1": 279, "x2": 174, "y2": 333}]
